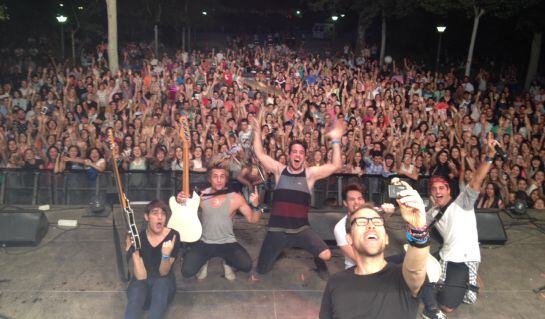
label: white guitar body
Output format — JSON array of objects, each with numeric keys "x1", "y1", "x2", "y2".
[{"x1": 168, "y1": 191, "x2": 202, "y2": 243}]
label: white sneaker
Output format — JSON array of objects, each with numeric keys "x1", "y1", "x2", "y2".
[
  {"x1": 223, "y1": 261, "x2": 236, "y2": 281},
  {"x1": 196, "y1": 262, "x2": 208, "y2": 280}
]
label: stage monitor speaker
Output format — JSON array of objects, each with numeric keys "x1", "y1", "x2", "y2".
[
  {"x1": 0, "y1": 211, "x2": 49, "y2": 247},
  {"x1": 476, "y1": 210, "x2": 507, "y2": 245}
]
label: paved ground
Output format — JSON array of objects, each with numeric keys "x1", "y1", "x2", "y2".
[{"x1": 1, "y1": 205, "x2": 545, "y2": 319}]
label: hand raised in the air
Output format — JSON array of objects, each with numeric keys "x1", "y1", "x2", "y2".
[
  {"x1": 395, "y1": 180, "x2": 427, "y2": 229},
  {"x1": 162, "y1": 234, "x2": 177, "y2": 257},
  {"x1": 249, "y1": 186, "x2": 259, "y2": 208}
]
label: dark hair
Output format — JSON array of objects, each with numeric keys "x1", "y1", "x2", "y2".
[
  {"x1": 345, "y1": 203, "x2": 380, "y2": 233},
  {"x1": 46, "y1": 146, "x2": 60, "y2": 162},
  {"x1": 371, "y1": 150, "x2": 383, "y2": 158},
  {"x1": 342, "y1": 183, "x2": 365, "y2": 201},
  {"x1": 68, "y1": 145, "x2": 81, "y2": 157},
  {"x1": 288, "y1": 140, "x2": 307, "y2": 154},
  {"x1": 145, "y1": 199, "x2": 170, "y2": 216},
  {"x1": 481, "y1": 182, "x2": 502, "y2": 205},
  {"x1": 88, "y1": 147, "x2": 103, "y2": 158}
]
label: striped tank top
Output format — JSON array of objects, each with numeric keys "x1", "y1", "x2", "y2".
[{"x1": 269, "y1": 168, "x2": 311, "y2": 233}]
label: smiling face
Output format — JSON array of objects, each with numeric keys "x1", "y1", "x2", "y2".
[
  {"x1": 343, "y1": 190, "x2": 365, "y2": 214},
  {"x1": 288, "y1": 143, "x2": 306, "y2": 172},
  {"x1": 346, "y1": 208, "x2": 388, "y2": 258},
  {"x1": 430, "y1": 179, "x2": 452, "y2": 207}
]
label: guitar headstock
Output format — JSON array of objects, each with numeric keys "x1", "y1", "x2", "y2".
[{"x1": 179, "y1": 116, "x2": 190, "y2": 144}]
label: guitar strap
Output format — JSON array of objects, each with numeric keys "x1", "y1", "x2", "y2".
[
  {"x1": 199, "y1": 188, "x2": 235, "y2": 198},
  {"x1": 427, "y1": 199, "x2": 455, "y2": 231},
  {"x1": 426, "y1": 199, "x2": 480, "y2": 294}
]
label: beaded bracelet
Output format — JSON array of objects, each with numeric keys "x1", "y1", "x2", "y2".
[{"x1": 405, "y1": 230, "x2": 431, "y2": 248}]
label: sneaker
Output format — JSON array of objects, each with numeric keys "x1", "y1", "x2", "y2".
[
  {"x1": 421, "y1": 307, "x2": 447, "y2": 319},
  {"x1": 223, "y1": 261, "x2": 236, "y2": 281},
  {"x1": 196, "y1": 262, "x2": 208, "y2": 280}
]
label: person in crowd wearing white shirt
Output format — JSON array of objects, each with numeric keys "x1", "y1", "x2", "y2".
[{"x1": 422, "y1": 136, "x2": 499, "y2": 319}]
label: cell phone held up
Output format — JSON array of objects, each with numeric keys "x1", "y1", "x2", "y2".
[{"x1": 388, "y1": 184, "x2": 406, "y2": 199}]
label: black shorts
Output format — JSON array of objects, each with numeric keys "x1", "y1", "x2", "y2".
[{"x1": 437, "y1": 262, "x2": 470, "y2": 309}]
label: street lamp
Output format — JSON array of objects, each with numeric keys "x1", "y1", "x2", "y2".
[
  {"x1": 202, "y1": 11, "x2": 207, "y2": 16},
  {"x1": 331, "y1": 15, "x2": 338, "y2": 22},
  {"x1": 435, "y1": 25, "x2": 446, "y2": 72},
  {"x1": 56, "y1": 14, "x2": 68, "y2": 60}
]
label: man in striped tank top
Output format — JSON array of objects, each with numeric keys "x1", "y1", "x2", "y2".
[{"x1": 252, "y1": 119, "x2": 345, "y2": 279}]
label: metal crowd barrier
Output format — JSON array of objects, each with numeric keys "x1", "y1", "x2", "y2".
[{"x1": 0, "y1": 169, "x2": 430, "y2": 207}]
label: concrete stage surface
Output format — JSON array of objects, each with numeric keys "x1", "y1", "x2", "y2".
[{"x1": 1, "y1": 206, "x2": 545, "y2": 319}]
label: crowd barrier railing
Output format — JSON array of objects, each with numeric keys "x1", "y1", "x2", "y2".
[{"x1": 0, "y1": 169, "x2": 431, "y2": 208}]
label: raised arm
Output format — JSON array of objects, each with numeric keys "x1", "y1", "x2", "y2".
[
  {"x1": 307, "y1": 120, "x2": 344, "y2": 182},
  {"x1": 396, "y1": 184, "x2": 429, "y2": 297},
  {"x1": 251, "y1": 117, "x2": 284, "y2": 176},
  {"x1": 234, "y1": 188, "x2": 262, "y2": 224},
  {"x1": 469, "y1": 136, "x2": 498, "y2": 192}
]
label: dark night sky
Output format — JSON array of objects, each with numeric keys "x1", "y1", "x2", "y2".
[{"x1": 0, "y1": 0, "x2": 542, "y2": 74}]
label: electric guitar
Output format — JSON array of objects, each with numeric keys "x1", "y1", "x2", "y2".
[
  {"x1": 108, "y1": 129, "x2": 141, "y2": 251},
  {"x1": 168, "y1": 116, "x2": 202, "y2": 242}
]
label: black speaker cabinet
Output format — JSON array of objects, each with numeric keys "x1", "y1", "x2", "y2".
[
  {"x1": 476, "y1": 210, "x2": 507, "y2": 245},
  {"x1": 0, "y1": 211, "x2": 49, "y2": 246}
]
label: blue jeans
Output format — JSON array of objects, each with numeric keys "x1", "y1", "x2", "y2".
[{"x1": 124, "y1": 274, "x2": 176, "y2": 319}]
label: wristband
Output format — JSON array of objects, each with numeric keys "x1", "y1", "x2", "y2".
[
  {"x1": 484, "y1": 156, "x2": 493, "y2": 164},
  {"x1": 408, "y1": 225, "x2": 428, "y2": 232},
  {"x1": 161, "y1": 255, "x2": 171, "y2": 261},
  {"x1": 405, "y1": 230, "x2": 430, "y2": 248},
  {"x1": 407, "y1": 226, "x2": 429, "y2": 238},
  {"x1": 331, "y1": 140, "x2": 341, "y2": 145}
]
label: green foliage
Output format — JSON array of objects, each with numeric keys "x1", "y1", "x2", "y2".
[
  {"x1": 0, "y1": 2, "x2": 9, "y2": 20},
  {"x1": 513, "y1": 0, "x2": 545, "y2": 32}
]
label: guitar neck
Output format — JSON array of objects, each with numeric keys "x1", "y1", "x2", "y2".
[
  {"x1": 183, "y1": 141, "x2": 190, "y2": 197},
  {"x1": 111, "y1": 157, "x2": 128, "y2": 210}
]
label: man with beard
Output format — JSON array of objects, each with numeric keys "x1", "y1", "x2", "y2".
[
  {"x1": 124, "y1": 200, "x2": 180, "y2": 319},
  {"x1": 334, "y1": 183, "x2": 396, "y2": 269},
  {"x1": 421, "y1": 137, "x2": 499, "y2": 319},
  {"x1": 320, "y1": 188, "x2": 429, "y2": 319},
  {"x1": 252, "y1": 119, "x2": 344, "y2": 278},
  {"x1": 178, "y1": 164, "x2": 262, "y2": 281}
]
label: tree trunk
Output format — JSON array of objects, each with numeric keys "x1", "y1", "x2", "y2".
[
  {"x1": 154, "y1": 24, "x2": 159, "y2": 56},
  {"x1": 524, "y1": 32, "x2": 542, "y2": 90},
  {"x1": 154, "y1": 3, "x2": 162, "y2": 57},
  {"x1": 182, "y1": 27, "x2": 186, "y2": 50},
  {"x1": 71, "y1": 30, "x2": 77, "y2": 65},
  {"x1": 465, "y1": 7, "x2": 484, "y2": 77},
  {"x1": 356, "y1": 11, "x2": 367, "y2": 50},
  {"x1": 105, "y1": 0, "x2": 119, "y2": 73},
  {"x1": 379, "y1": 12, "x2": 386, "y2": 67},
  {"x1": 187, "y1": 26, "x2": 191, "y2": 51}
]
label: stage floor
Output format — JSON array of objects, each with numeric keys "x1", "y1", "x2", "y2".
[{"x1": 1, "y1": 206, "x2": 545, "y2": 319}]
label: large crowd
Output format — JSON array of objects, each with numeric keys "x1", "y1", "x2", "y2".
[{"x1": 0, "y1": 37, "x2": 544, "y2": 209}]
